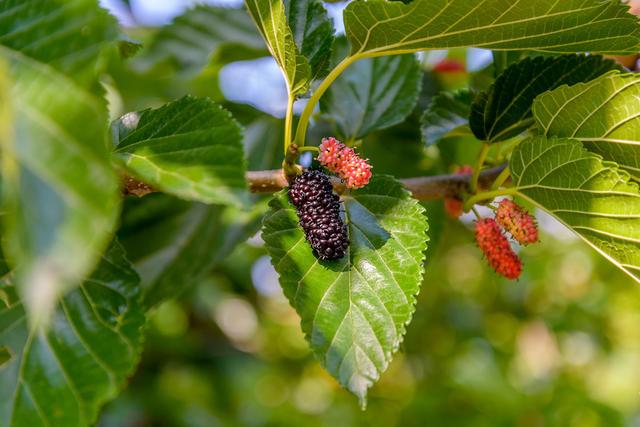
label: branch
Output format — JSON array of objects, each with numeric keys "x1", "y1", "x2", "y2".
[{"x1": 123, "y1": 165, "x2": 506, "y2": 201}]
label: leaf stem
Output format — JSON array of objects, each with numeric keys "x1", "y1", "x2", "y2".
[
  {"x1": 490, "y1": 166, "x2": 511, "y2": 190},
  {"x1": 298, "y1": 146, "x2": 319, "y2": 153},
  {"x1": 293, "y1": 55, "x2": 358, "y2": 147},
  {"x1": 464, "y1": 187, "x2": 518, "y2": 211},
  {"x1": 470, "y1": 143, "x2": 490, "y2": 194},
  {"x1": 283, "y1": 95, "x2": 295, "y2": 156}
]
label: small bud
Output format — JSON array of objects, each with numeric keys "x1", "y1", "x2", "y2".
[
  {"x1": 475, "y1": 218, "x2": 522, "y2": 280},
  {"x1": 444, "y1": 165, "x2": 473, "y2": 219},
  {"x1": 496, "y1": 199, "x2": 539, "y2": 245},
  {"x1": 318, "y1": 137, "x2": 372, "y2": 189}
]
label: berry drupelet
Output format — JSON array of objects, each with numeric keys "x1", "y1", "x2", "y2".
[{"x1": 289, "y1": 170, "x2": 349, "y2": 261}]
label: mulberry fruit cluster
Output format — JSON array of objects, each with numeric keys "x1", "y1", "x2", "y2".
[
  {"x1": 496, "y1": 199, "x2": 538, "y2": 245},
  {"x1": 444, "y1": 165, "x2": 473, "y2": 219},
  {"x1": 475, "y1": 219, "x2": 522, "y2": 280},
  {"x1": 289, "y1": 170, "x2": 349, "y2": 261},
  {"x1": 317, "y1": 137, "x2": 372, "y2": 189}
]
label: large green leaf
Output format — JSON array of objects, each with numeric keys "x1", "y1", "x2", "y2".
[
  {"x1": 511, "y1": 136, "x2": 640, "y2": 283},
  {"x1": 132, "y1": 5, "x2": 266, "y2": 75},
  {"x1": 321, "y1": 48, "x2": 422, "y2": 140},
  {"x1": 262, "y1": 175, "x2": 428, "y2": 406},
  {"x1": 421, "y1": 89, "x2": 473, "y2": 146},
  {"x1": 0, "y1": 1, "x2": 121, "y2": 324},
  {"x1": 0, "y1": 242, "x2": 145, "y2": 427},
  {"x1": 343, "y1": 0, "x2": 640, "y2": 58},
  {"x1": 245, "y1": 0, "x2": 311, "y2": 96},
  {"x1": 533, "y1": 71, "x2": 640, "y2": 180},
  {"x1": 285, "y1": 0, "x2": 334, "y2": 81},
  {"x1": 118, "y1": 194, "x2": 267, "y2": 308},
  {"x1": 470, "y1": 55, "x2": 620, "y2": 143},
  {"x1": 113, "y1": 96, "x2": 248, "y2": 207}
]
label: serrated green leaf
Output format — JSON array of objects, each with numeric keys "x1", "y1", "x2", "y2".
[
  {"x1": 118, "y1": 194, "x2": 267, "y2": 308},
  {"x1": 0, "y1": 1, "x2": 121, "y2": 325},
  {"x1": 262, "y1": 175, "x2": 428, "y2": 406},
  {"x1": 113, "y1": 96, "x2": 248, "y2": 207},
  {"x1": 132, "y1": 5, "x2": 266, "y2": 74},
  {"x1": 471, "y1": 55, "x2": 620, "y2": 142},
  {"x1": 285, "y1": 0, "x2": 334, "y2": 80},
  {"x1": 533, "y1": 71, "x2": 640, "y2": 180},
  {"x1": 321, "y1": 49, "x2": 422, "y2": 140},
  {"x1": 421, "y1": 89, "x2": 473, "y2": 146},
  {"x1": 0, "y1": 242, "x2": 145, "y2": 427},
  {"x1": 245, "y1": 0, "x2": 311, "y2": 96},
  {"x1": 511, "y1": 136, "x2": 640, "y2": 283},
  {"x1": 344, "y1": 0, "x2": 640, "y2": 58}
]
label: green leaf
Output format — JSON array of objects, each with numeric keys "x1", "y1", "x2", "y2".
[
  {"x1": 321, "y1": 49, "x2": 422, "y2": 140},
  {"x1": 511, "y1": 136, "x2": 640, "y2": 283},
  {"x1": 470, "y1": 55, "x2": 619, "y2": 142},
  {"x1": 245, "y1": 0, "x2": 312, "y2": 96},
  {"x1": 132, "y1": 5, "x2": 266, "y2": 74},
  {"x1": 0, "y1": 0, "x2": 118, "y2": 86},
  {"x1": 285, "y1": 0, "x2": 334, "y2": 80},
  {"x1": 344, "y1": 0, "x2": 640, "y2": 58},
  {"x1": 0, "y1": 1, "x2": 121, "y2": 324},
  {"x1": 0, "y1": 242, "x2": 146, "y2": 427},
  {"x1": 262, "y1": 175, "x2": 428, "y2": 406},
  {"x1": 533, "y1": 71, "x2": 640, "y2": 180},
  {"x1": 421, "y1": 89, "x2": 473, "y2": 146},
  {"x1": 113, "y1": 96, "x2": 248, "y2": 207},
  {"x1": 118, "y1": 194, "x2": 267, "y2": 308}
]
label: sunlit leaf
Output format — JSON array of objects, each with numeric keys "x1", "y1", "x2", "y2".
[
  {"x1": 245, "y1": 0, "x2": 311, "y2": 96},
  {"x1": 344, "y1": 0, "x2": 640, "y2": 58},
  {"x1": 511, "y1": 136, "x2": 640, "y2": 283},
  {"x1": 262, "y1": 175, "x2": 428, "y2": 406},
  {"x1": 471, "y1": 55, "x2": 619, "y2": 142},
  {"x1": 0, "y1": 242, "x2": 145, "y2": 427},
  {"x1": 113, "y1": 96, "x2": 248, "y2": 207},
  {"x1": 533, "y1": 71, "x2": 640, "y2": 180},
  {"x1": 0, "y1": 0, "x2": 121, "y2": 324}
]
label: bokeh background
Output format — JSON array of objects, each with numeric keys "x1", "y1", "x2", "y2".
[{"x1": 98, "y1": 1, "x2": 640, "y2": 425}]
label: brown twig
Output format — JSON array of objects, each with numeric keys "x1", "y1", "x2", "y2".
[{"x1": 123, "y1": 165, "x2": 507, "y2": 201}]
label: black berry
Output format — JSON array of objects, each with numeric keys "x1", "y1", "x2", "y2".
[{"x1": 289, "y1": 170, "x2": 349, "y2": 260}]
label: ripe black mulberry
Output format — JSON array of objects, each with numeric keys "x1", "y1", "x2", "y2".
[{"x1": 289, "y1": 170, "x2": 349, "y2": 260}]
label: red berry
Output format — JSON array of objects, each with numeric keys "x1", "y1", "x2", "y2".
[
  {"x1": 475, "y1": 219, "x2": 522, "y2": 280},
  {"x1": 496, "y1": 199, "x2": 538, "y2": 246},
  {"x1": 317, "y1": 137, "x2": 372, "y2": 189}
]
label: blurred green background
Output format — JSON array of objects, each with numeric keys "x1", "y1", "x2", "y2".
[{"x1": 98, "y1": 1, "x2": 640, "y2": 425}]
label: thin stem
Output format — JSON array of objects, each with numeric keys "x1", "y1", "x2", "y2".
[
  {"x1": 298, "y1": 146, "x2": 319, "y2": 153},
  {"x1": 283, "y1": 95, "x2": 295, "y2": 156},
  {"x1": 464, "y1": 187, "x2": 518, "y2": 211},
  {"x1": 471, "y1": 206, "x2": 482, "y2": 220},
  {"x1": 470, "y1": 143, "x2": 490, "y2": 194},
  {"x1": 490, "y1": 166, "x2": 511, "y2": 191},
  {"x1": 293, "y1": 55, "x2": 358, "y2": 147}
]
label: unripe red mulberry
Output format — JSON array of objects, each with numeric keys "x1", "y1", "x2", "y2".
[
  {"x1": 496, "y1": 199, "x2": 538, "y2": 245},
  {"x1": 475, "y1": 218, "x2": 522, "y2": 280},
  {"x1": 289, "y1": 170, "x2": 349, "y2": 260},
  {"x1": 317, "y1": 137, "x2": 372, "y2": 189},
  {"x1": 444, "y1": 165, "x2": 473, "y2": 219}
]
